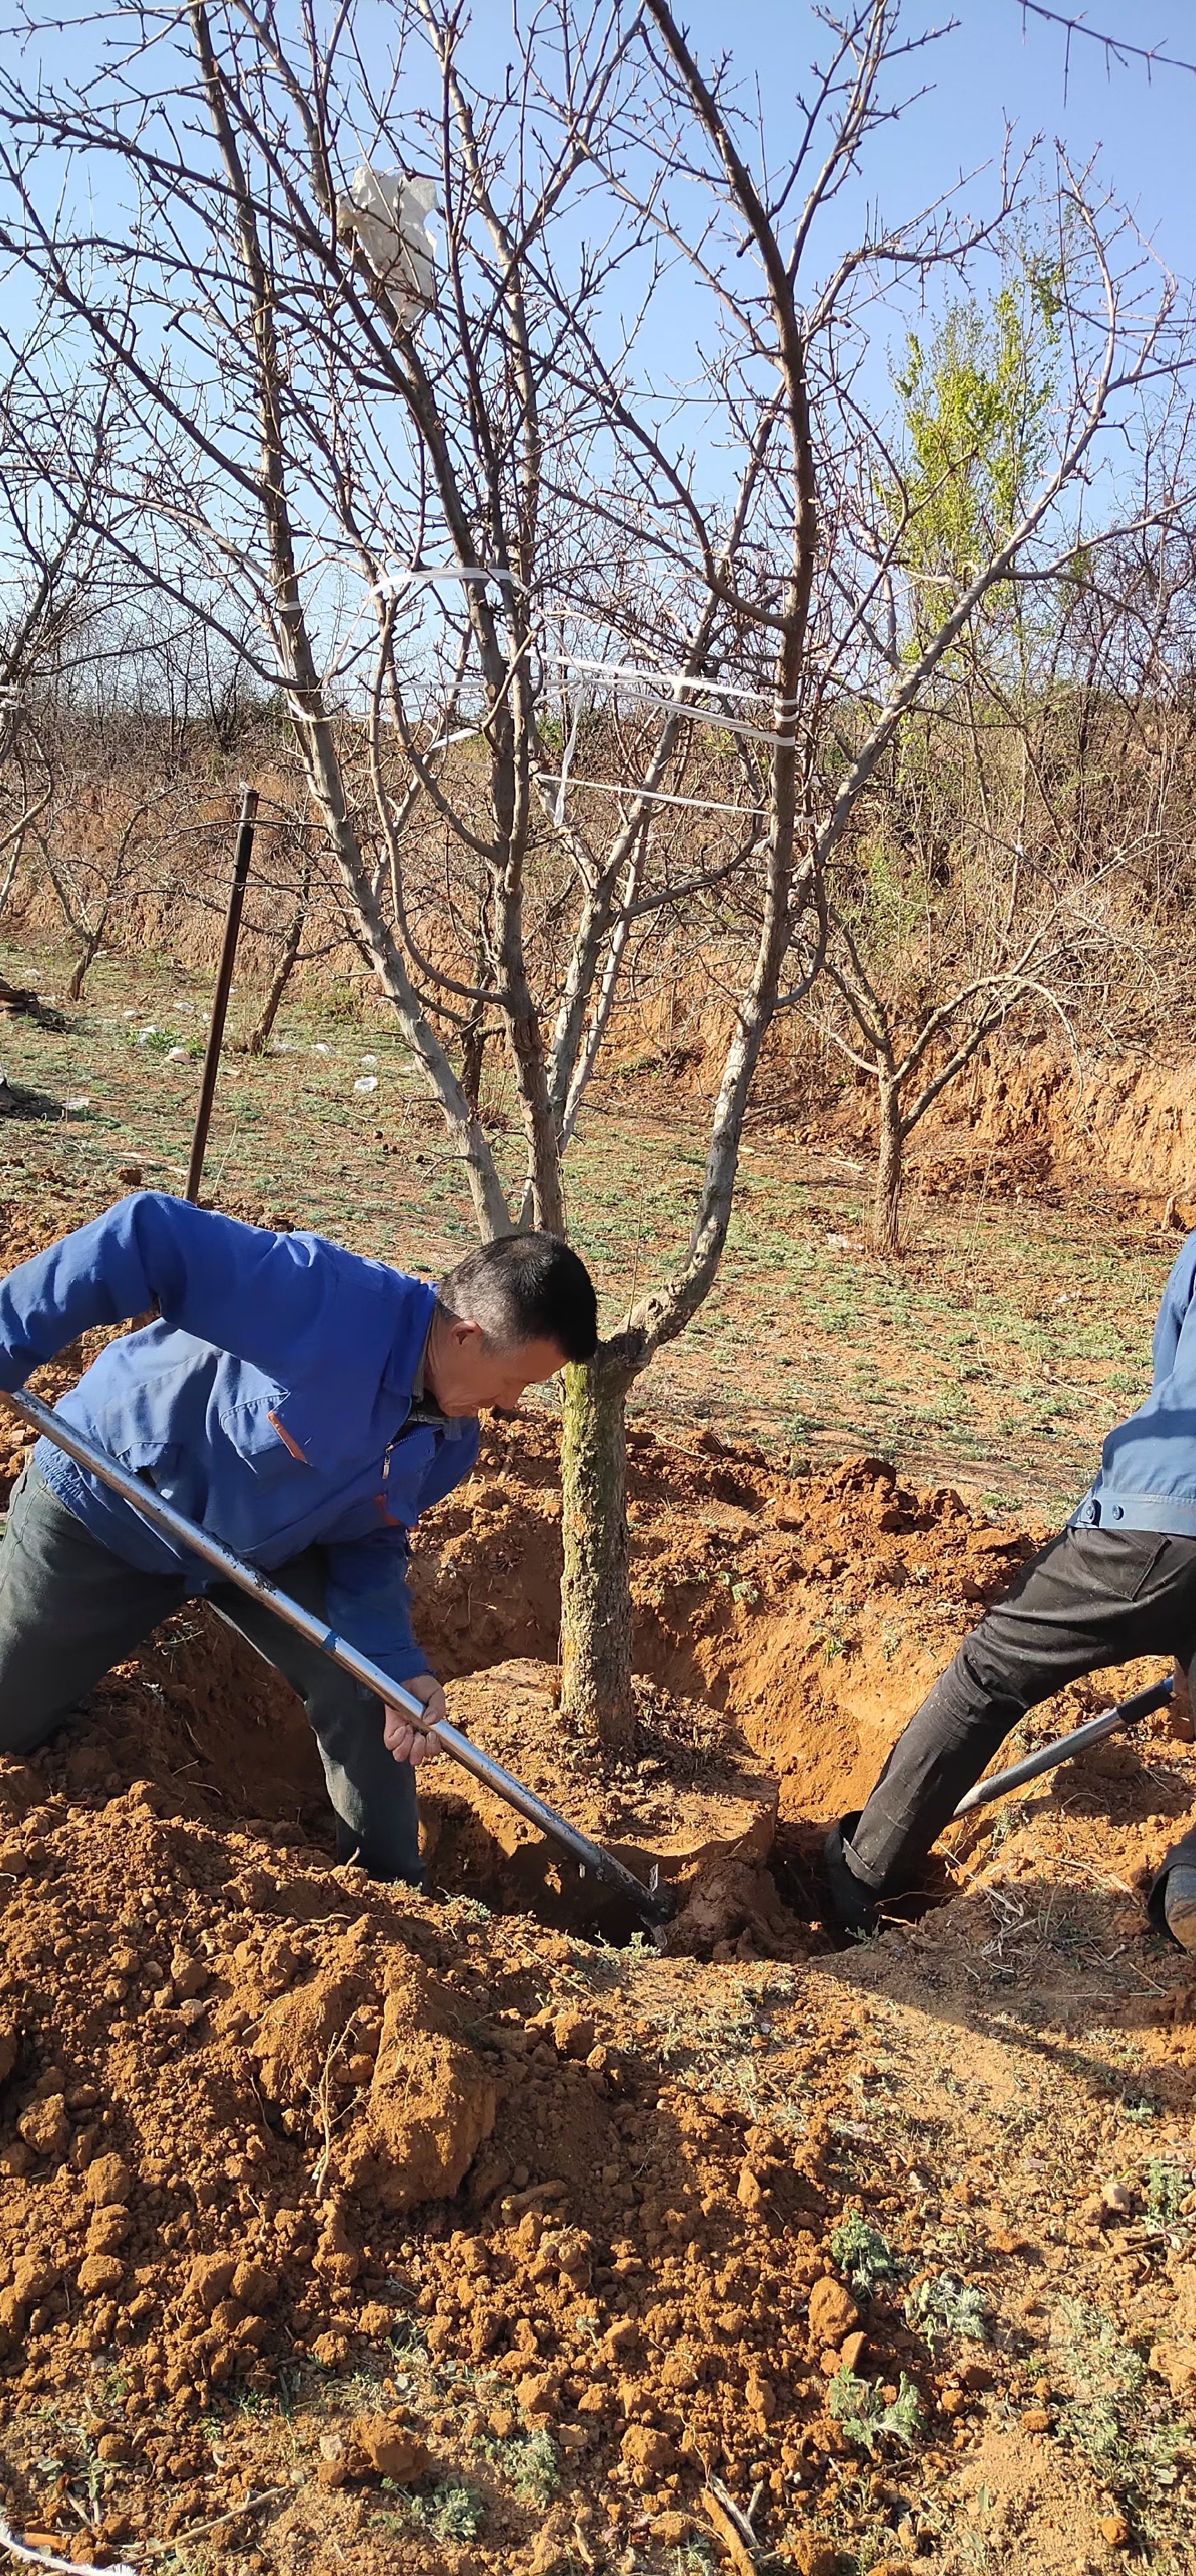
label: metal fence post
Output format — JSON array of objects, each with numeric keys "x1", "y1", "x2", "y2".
[{"x1": 185, "y1": 785, "x2": 259, "y2": 1202}]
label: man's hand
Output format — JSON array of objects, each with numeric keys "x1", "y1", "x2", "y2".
[{"x1": 383, "y1": 1673, "x2": 447, "y2": 1767}]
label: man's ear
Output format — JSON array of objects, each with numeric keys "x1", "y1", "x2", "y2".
[{"x1": 449, "y1": 1316, "x2": 486, "y2": 1353}]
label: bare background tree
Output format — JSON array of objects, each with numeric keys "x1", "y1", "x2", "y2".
[
  {"x1": 1015, "y1": 4, "x2": 1196, "y2": 81},
  {"x1": 0, "y1": 296, "x2": 125, "y2": 933}
]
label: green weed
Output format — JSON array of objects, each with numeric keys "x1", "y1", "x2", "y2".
[
  {"x1": 830, "y1": 2215, "x2": 901, "y2": 2294},
  {"x1": 1055, "y1": 2298, "x2": 1188, "y2": 2533},
  {"x1": 482, "y1": 2423, "x2": 560, "y2": 2504},
  {"x1": 408, "y1": 2478, "x2": 486, "y2": 2540},
  {"x1": 906, "y1": 2271, "x2": 990, "y2": 2347},
  {"x1": 125, "y1": 1023, "x2": 203, "y2": 1058},
  {"x1": 386, "y1": 2311, "x2": 429, "y2": 2359},
  {"x1": 828, "y1": 2366, "x2": 924, "y2": 2454},
  {"x1": 1145, "y1": 2158, "x2": 1192, "y2": 2230}
]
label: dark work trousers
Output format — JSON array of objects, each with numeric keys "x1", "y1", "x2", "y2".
[
  {"x1": 830, "y1": 1522, "x2": 1196, "y2": 1928},
  {"x1": 0, "y1": 1461, "x2": 422, "y2": 1883}
]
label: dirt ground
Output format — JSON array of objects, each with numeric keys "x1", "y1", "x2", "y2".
[{"x1": 1, "y1": 1397, "x2": 1195, "y2": 2576}]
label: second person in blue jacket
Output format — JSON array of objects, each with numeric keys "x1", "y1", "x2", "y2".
[
  {"x1": 0, "y1": 1193, "x2": 598, "y2": 1884},
  {"x1": 824, "y1": 1229, "x2": 1196, "y2": 1949}
]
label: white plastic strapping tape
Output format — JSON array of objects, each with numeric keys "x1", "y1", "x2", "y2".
[{"x1": 0, "y1": 2520, "x2": 139, "y2": 2576}]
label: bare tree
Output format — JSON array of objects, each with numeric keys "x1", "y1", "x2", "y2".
[
  {"x1": 0, "y1": 0, "x2": 1188, "y2": 1747},
  {"x1": 0, "y1": 297, "x2": 121, "y2": 923},
  {"x1": 626, "y1": 4, "x2": 1185, "y2": 1262},
  {"x1": 0, "y1": 0, "x2": 784, "y2": 1741}
]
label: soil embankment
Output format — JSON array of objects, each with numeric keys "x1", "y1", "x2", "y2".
[{"x1": 820, "y1": 1041, "x2": 1196, "y2": 1214}]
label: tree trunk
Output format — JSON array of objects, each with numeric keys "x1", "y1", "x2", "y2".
[
  {"x1": 873, "y1": 1078, "x2": 903, "y2": 1255},
  {"x1": 68, "y1": 911, "x2": 110, "y2": 1002},
  {"x1": 0, "y1": 836, "x2": 24, "y2": 922},
  {"x1": 559, "y1": 1350, "x2": 636, "y2": 1752},
  {"x1": 460, "y1": 1012, "x2": 487, "y2": 1120},
  {"x1": 247, "y1": 863, "x2": 310, "y2": 1055}
]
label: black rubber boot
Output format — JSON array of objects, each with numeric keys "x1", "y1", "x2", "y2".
[
  {"x1": 1165, "y1": 1869, "x2": 1196, "y2": 1952},
  {"x1": 1147, "y1": 1826, "x2": 1196, "y2": 1949},
  {"x1": 823, "y1": 1813, "x2": 882, "y2": 1937}
]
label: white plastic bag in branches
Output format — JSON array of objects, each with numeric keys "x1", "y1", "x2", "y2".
[{"x1": 337, "y1": 167, "x2": 436, "y2": 325}]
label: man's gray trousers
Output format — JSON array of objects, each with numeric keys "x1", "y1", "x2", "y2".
[{"x1": 0, "y1": 1461, "x2": 420, "y2": 1882}]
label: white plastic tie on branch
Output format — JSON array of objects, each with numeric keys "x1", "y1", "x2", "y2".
[
  {"x1": 368, "y1": 567, "x2": 518, "y2": 596},
  {"x1": 541, "y1": 650, "x2": 795, "y2": 746},
  {"x1": 0, "y1": 2519, "x2": 139, "y2": 2576},
  {"x1": 544, "y1": 647, "x2": 797, "y2": 717},
  {"x1": 535, "y1": 770, "x2": 764, "y2": 821},
  {"x1": 337, "y1": 166, "x2": 437, "y2": 326}
]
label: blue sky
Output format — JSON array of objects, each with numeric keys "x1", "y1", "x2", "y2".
[
  {"x1": 3, "y1": 0, "x2": 1188, "y2": 648},
  {"x1": 433, "y1": 1, "x2": 1194, "y2": 468},
  {"x1": 644, "y1": 1, "x2": 1192, "y2": 277}
]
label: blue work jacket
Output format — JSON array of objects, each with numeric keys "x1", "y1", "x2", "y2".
[
  {"x1": 0, "y1": 1192, "x2": 479, "y2": 1683},
  {"x1": 1073, "y1": 1228, "x2": 1196, "y2": 1538}
]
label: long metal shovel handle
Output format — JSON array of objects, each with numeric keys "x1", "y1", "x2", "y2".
[
  {"x1": 951, "y1": 1675, "x2": 1174, "y2": 1818},
  {"x1": 3, "y1": 1389, "x2": 670, "y2": 1926}
]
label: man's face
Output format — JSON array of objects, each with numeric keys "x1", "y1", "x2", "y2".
[{"x1": 425, "y1": 1319, "x2": 569, "y2": 1418}]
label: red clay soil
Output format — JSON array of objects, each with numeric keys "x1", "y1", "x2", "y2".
[
  {"x1": 0, "y1": 1772, "x2": 887, "y2": 2575},
  {"x1": 3, "y1": 1399, "x2": 1196, "y2": 2568}
]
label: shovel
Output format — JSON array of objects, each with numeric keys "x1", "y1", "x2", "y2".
[
  {"x1": 3, "y1": 1388, "x2": 673, "y2": 1932},
  {"x1": 951, "y1": 1674, "x2": 1174, "y2": 1818}
]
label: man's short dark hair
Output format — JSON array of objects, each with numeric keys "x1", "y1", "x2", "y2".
[{"x1": 440, "y1": 1232, "x2": 598, "y2": 1363}]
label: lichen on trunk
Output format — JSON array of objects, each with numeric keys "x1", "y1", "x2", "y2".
[{"x1": 559, "y1": 1350, "x2": 636, "y2": 1752}]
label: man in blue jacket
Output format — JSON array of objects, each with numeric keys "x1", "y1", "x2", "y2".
[
  {"x1": 824, "y1": 1231, "x2": 1196, "y2": 1951},
  {"x1": 0, "y1": 1192, "x2": 598, "y2": 1883}
]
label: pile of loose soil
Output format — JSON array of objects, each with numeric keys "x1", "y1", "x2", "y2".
[
  {"x1": 0, "y1": 1777, "x2": 921, "y2": 2573},
  {"x1": 3, "y1": 1744, "x2": 1196, "y2": 2575}
]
